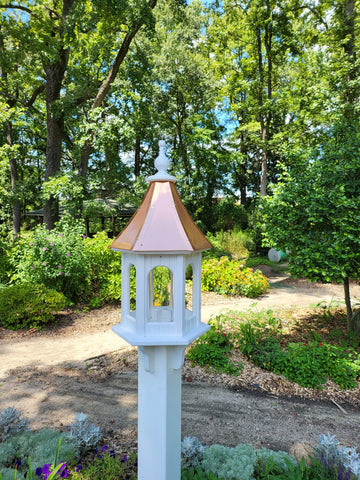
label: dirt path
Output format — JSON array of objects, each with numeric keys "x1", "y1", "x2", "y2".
[{"x1": 1, "y1": 274, "x2": 360, "y2": 456}]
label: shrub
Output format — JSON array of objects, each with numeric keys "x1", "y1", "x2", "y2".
[
  {"x1": 315, "y1": 433, "x2": 360, "y2": 479},
  {"x1": 187, "y1": 319, "x2": 243, "y2": 375},
  {"x1": 9, "y1": 216, "x2": 90, "y2": 300},
  {"x1": 201, "y1": 443, "x2": 296, "y2": 480},
  {"x1": 237, "y1": 320, "x2": 360, "y2": 390},
  {"x1": 0, "y1": 429, "x2": 78, "y2": 480},
  {"x1": 206, "y1": 229, "x2": 255, "y2": 260},
  {"x1": 0, "y1": 283, "x2": 67, "y2": 330},
  {"x1": 0, "y1": 238, "x2": 12, "y2": 285},
  {"x1": 67, "y1": 413, "x2": 102, "y2": 457},
  {"x1": 201, "y1": 257, "x2": 269, "y2": 298},
  {"x1": 83, "y1": 232, "x2": 121, "y2": 290},
  {"x1": 182, "y1": 437, "x2": 205, "y2": 469},
  {"x1": 0, "y1": 408, "x2": 29, "y2": 443},
  {"x1": 70, "y1": 449, "x2": 137, "y2": 480}
]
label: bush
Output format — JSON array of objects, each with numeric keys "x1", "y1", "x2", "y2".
[
  {"x1": 201, "y1": 257, "x2": 269, "y2": 298},
  {"x1": 201, "y1": 443, "x2": 296, "y2": 480},
  {"x1": 0, "y1": 429, "x2": 78, "y2": 480},
  {"x1": 0, "y1": 238, "x2": 12, "y2": 285},
  {"x1": 0, "y1": 283, "x2": 67, "y2": 330},
  {"x1": 67, "y1": 413, "x2": 102, "y2": 457},
  {"x1": 10, "y1": 216, "x2": 90, "y2": 300},
  {"x1": 206, "y1": 229, "x2": 255, "y2": 260},
  {"x1": 84, "y1": 232, "x2": 121, "y2": 291},
  {"x1": 0, "y1": 408, "x2": 29, "y2": 443},
  {"x1": 237, "y1": 320, "x2": 360, "y2": 390},
  {"x1": 187, "y1": 319, "x2": 243, "y2": 375}
]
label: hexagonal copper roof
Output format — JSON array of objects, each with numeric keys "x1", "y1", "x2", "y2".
[{"x1": 110, "y1": 180, "x2": 212, "y2": 253}]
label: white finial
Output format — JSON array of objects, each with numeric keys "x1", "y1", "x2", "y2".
[{"x1": 147, "y1": 140, "x2": 177, "y2": 182}]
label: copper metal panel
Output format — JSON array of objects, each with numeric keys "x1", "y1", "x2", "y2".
[
  {"x1": 110, "y1": 180, "x2": 212, "y2": 253},
  {"x1": 109, "y1": 183, "x2": 155, "y2": 251},
  {"x1": 170, "y1": 183, "x2": 212, "y2": 251},
  {"x1": 133, "y1": 182, "x2": 193, "y2": 251}
]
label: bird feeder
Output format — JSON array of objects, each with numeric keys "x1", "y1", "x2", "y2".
[{"x1": 110, "y1": 140, "x2": 211, "y2": 480}]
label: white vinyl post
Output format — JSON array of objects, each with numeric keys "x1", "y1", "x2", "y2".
[{"x1": 137, "y1": 345, "x2": 185, "y2": 480}]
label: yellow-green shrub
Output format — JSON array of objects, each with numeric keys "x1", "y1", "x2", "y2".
[
  {"x1": 201, "y1": 257, "x2": 269, "y2": 298},
  {"x1": 0, "y1": 283, "x2": 67, "y2": 330}
]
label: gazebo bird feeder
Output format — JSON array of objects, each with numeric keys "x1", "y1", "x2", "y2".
[{"x1": 110, "y1": 140, "x2": 211, "y2": 480}]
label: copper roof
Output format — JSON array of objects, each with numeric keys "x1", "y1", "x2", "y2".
[{"x1": 110, "y1": 181, "x2": 212, "y2": 253}]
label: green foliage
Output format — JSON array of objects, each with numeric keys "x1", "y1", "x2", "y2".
[
  {"x1": 0, "y1": 283, "x2": 66, "y2": 330},
  {"x1": 202, "y1": 257, "x2": 269, "y2": 298},
  {"x1": 188, "y1": 319, "x2": 243, "y2": 375},
  {"x1": 0, "y1": 430, "x2": 78, "y2": 480},
  {"x1": 83, "y1": 231, "x2": 121, "y2": 295},
  {"x1": 207, "y1": 229, "x2": 255, "y2": 260},
  {"x1": 201, "y1": 443, "x2": 296, "y2": 480},
  {"x1": 255, "y1": 456, "x2": 336, "y2": 479},
  {"x1": 182, "y1": 468, "x2": 223, "y2": 480},
  {"x1": 152, "y1": 266, "x2": 171, "y2": 306},
  {"x1": 0, "y1": 238, "x2": 12, "y2": 285},
  {"x1": 236, "y1": 317, "x2": 360, "y2": 390},
  {"x1": 261, "y1": 121, "x2": 360, "y2": 286},
  {"x1": 70, "y1": 451, "x2": 137, "y2": 480},
  {"x1": 10, "y1": 217, "x2": 90, "y2": 300},
  {"x1": 212, "y1": 199, "x2": 248, "y2": 232}
]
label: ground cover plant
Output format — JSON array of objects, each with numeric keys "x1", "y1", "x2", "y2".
[
  {"x1": 2, "y1": 425, "x2": 359, "y2": 480},
  {"x1": 187, "y1": 307, "x2": 360, "y2": 391}
]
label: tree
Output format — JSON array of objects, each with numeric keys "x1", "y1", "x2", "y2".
[
  {"x1": 0, "y1": 9, "x2": 46, "y2": 236},
  {"x1": 1, "y1": 0, "x2": 159, "y2": 230},
  {"x1": 261, "y1": 121, "x2": 360, "y2": 333},
  {"x1": 206, "y1": 0, "x2": 301, "y2": 199}
]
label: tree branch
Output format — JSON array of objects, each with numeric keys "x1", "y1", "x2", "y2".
[{"x1": 25, "y1": 82, "x2": 46, "y2": 107}]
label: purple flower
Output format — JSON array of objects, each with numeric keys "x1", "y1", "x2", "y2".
[
  {"x1": 29, "y1": 242, "x2": 32, "y2": 246},
  {"x1": 58, "y1": 265, "x2": 62, "y2": 268},
  {"x1": 75, "y1": 465, "x2": 83, "y2": 472},
  {"x1": 43, "y1": 262, "x2": 47, "y2": 266},
  {"x1": 67, "y1": 253, "x2": 70, "y2": 257},
  {"x1": 59, "y1": 234, "x2": 63, "y2": 237},
  {"x1": 65, "y1": 272, "x2": 69, "y2": 276},
  {"x1": 42, "y1": 465, "x2": 51, "y2": 474},
  {"x1": 59, "y1": 272, "x2": 62, "y2": 275},
  {"x1": 35, "y1": 467, "x2": 43, "y2": 476},
  {"x1": 102, "y1": 446, "x2": 108, "y2": 452},
  {"x1": 121, "y1": 454, "x2": 128, "y2": 463},
  {"x1": 31, "y1": 266, "x2": 34, "y2": 269},
  {"x1": 51, "y1": 243, "x2": 54, "y2": 246},
  {"x1": 42, "y1": 247, "x2": 46, "y2": 251},
  {"x1": 15, "y1": 459, "x2": 21, "y2": 468}
]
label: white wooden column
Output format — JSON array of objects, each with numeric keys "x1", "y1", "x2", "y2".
[{"x1": 137, "y1": 345, "x2": 185, "y2": 480}]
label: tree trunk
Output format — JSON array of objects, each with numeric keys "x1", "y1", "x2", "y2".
[
  {"x1": 6, "y1": 122, "x2": 21, "y2": 237},
  {"x1": 256, "y1": 28, "x2": 268, "y2": 197},
  {"x1": 43, "y1": 59, "x2": 67, "y2": 230},
  {"x1": 343, "y1": 0, "x2": 356, "y2": 108},
  {"x1": 134, "y1": 134, "x2": 141, "y2": 177},
  {"x1": 43, "y1": 0, "x2": 74, "y2": 229},
  {"x1": 344, "y1": 277, "x2": 353, "y2": 331},
  {"x1": 77, "y1": 0, "x2": 158, "y2": 178}
]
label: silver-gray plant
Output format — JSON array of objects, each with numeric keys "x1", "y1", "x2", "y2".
[
  {"x1": 67, "y1": 412, "x2": 102, "y2": 455},
  {"x1": 0, "y1": 407, "x2": 29, "y2": 442},
  {"x1": 181, "y1": 436, "x2": 205, "y2": 469},
  {"x1": 316, "y1": 433, "x2": 360, "y2": 479}
]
